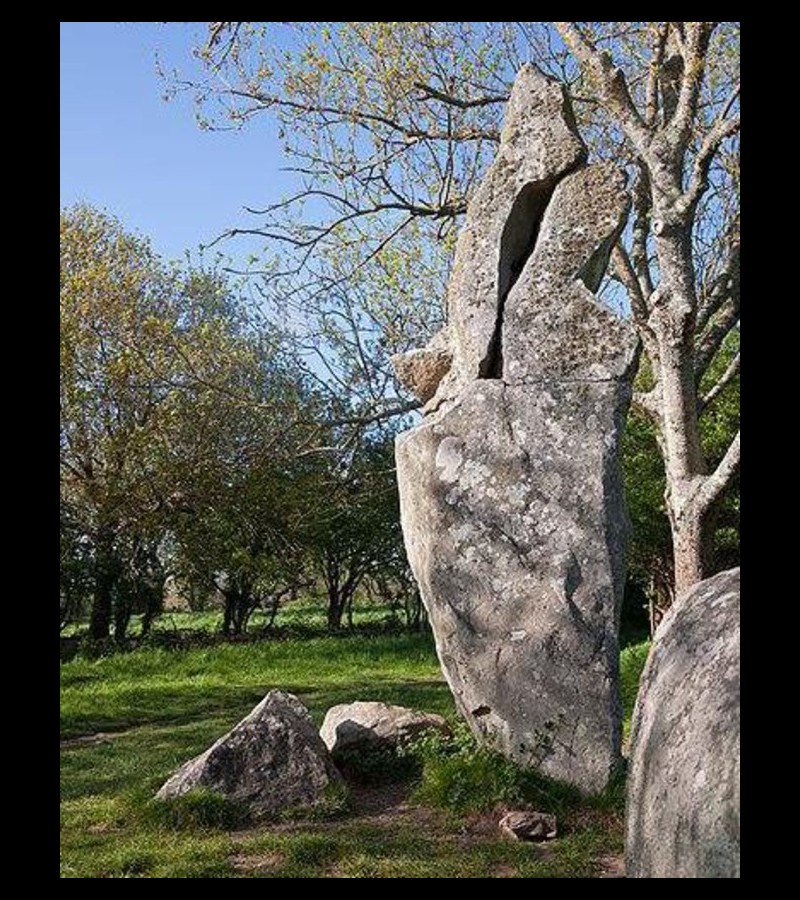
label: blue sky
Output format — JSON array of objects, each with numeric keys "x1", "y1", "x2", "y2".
[{"x1": 60, "y1": 22, "x2": 290, "y2": 268}]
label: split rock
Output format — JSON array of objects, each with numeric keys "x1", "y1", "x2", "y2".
[{"x1": 394, "y1": 64, "x2": 636, "y2": 792}]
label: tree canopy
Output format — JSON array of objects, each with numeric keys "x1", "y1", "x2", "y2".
[{"x1": 60, "y1": 203, "x2": 412, "y2": 641}]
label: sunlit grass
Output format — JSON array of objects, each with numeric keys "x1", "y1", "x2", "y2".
[{"x1": 61, "y1": 631, "x2": 648, "y2": 878}]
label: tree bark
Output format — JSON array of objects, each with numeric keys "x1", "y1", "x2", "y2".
[
  {"x1": 89, "y1": 539, "x2": 118, "y2": 640},
  {"x1": 671, "y1": 509, "x2": 705, "y2": 597},
  {"x1": 557, "y1": 21, "x2": 739, "y2": 604},
  {"x1": 113, "y1": 594, "x2": 133, "y2": 645},
  {"x1": 89, "y1": 578, "x2": 113, "y2": 640},
  {"x1": 326, "y1": 589, "x2": 344, "y2": 630}
]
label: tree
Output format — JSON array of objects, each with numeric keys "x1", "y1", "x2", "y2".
[
  {"x1": 165, "y1": 21, "x2": 739, "y2": 600},
  {"x1": 169, "y1": 337, "x2": 323, "y2": 635},
  {"x1": 554, "y1": 22, "x2": 739, "y2": 596},
  {"x1": 60, "y1": 500, "x2": 93, "y2": 630},
  {"x1": 60, "y1": 204, "x2": 249, "y2": 641},
  {"x1": 303, "y1": 427, "x2": 406, "y2": 630},
  {"x1": 623, "y1": 330, "x2": 739, "y2": 632}
]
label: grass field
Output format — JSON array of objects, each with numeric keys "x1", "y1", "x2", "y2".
[{"x1": 60, "y1": 632, "x2": 650, "y2": 878}]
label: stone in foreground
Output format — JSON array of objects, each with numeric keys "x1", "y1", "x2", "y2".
[
  {"x1": 499, "y1": 809, "x2": 558, "y2": 842},
  {"x1": 393, "y1": 64, "x2": 635, "y2": 792},
  {"x1": 155, "y1": 690, "x2": 342, "y2": 819},
  {"x1": 626, "y1": 568, "x2": 740, "y2": 878},
  {"x1": 320, "y1": 701, "x2": 450, "y2": 758}
]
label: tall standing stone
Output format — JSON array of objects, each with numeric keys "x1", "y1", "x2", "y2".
[{"x1": 392, "y1": 64, "x2": 637, "y2": 793}]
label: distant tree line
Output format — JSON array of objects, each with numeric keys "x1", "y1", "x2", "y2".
[{"x1": 60, "y1": 204, "x2": 420, "y2": 645}]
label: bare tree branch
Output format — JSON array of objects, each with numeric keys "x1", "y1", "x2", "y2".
[
  {"x1": 632, "y1": 388, "x2": 662, "y2": 422},
  {"x1": 677, "y1": 115, "x2": 740, "y2": 216},
  {"x1": 611, "y1": 242, "x2": 652, "y2": 329},
  {"x1": 324, "y1": 399, "x2": 420, "y2": 429},
  {"x1": 668, "y1": 22, "x2": 717, "y2": 150},
  {"x1": 694, "y1": 295, "x2": 740, "y2": 380},
  {"x1": 412, "y1": 81, "x2": 509, "y2": 109},
  {"x1": 644, "y1": 22, "x2": 670, "y2": 126},
  {"x1": 721, "y1": 81, "x2": 740, "y2": 120},
  {"x1": 698, "y1": 352, "x2": 739, "y2": 415},
  {"x1": 630, "y1": 160, "x2": 655, "y2": 297},
  {"x1": 695, "y1": 223, "x2": 739, "y2": 335},
  {"x1": 554, "y1": 22, "x2": 650, "y2": 152},
  {"x1": 696, "y1": 430, "x2": 740, "y2": 512},
  {"x1": 206, "y1": 22, "x2": 231, "y2": 49}
]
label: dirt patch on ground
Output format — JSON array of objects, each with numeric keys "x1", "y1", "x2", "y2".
[
  {"x1": 231, "y1": 851, "x2": 287, "y2": 873},
  {"x1": 227, "y1": 780, "x2": 621, "y2": 878},
  {"x1": 60, "y1": 732, "x2": 126, "y2": 749},
  {"x1": 231, "y1": 779, "x2": 442, "y2": 844},
  {"x1": 341, "y1": 780, "x2": 441, "y2": 828},
  {"x1": 597, "y1": 854, "x2": 626, "y2": 878}
]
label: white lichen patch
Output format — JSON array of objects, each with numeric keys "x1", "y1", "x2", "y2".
[{"x1": 435, "y1": 436, "x2": 464, "y2": 483}]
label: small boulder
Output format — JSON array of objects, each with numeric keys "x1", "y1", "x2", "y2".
[
  {"x1": 320, "y1": 701, "x2": 451, "y2": 759},
  {"x1": 626, "y1": 568, "x2": 740, "y2": 878},
  {"x1": 499, "y1": 809, "x2": 558, "y2": 842},
  {"x1": 155, "y1": 690, "x2": 342, "y2": 819}
]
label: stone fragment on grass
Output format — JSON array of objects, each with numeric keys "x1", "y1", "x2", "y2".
[
  {"x1": 155, "y1": 690, "x2": 342, "y2": 819},
  {"x1": 499, "y1": 809, "x2": 557, "y2": 842},
  {"x1": 320, "y1": 700, "x2": 451, "y2": 758}
]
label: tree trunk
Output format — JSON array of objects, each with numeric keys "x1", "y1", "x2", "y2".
[
  {"x1": 653, "y1": 227, "x2": 714, "y2": 603},
  {"x1": 89, "y1": 580, "x2": 113, "y2": 640},
  {"x1": 222, "y1": 592, "x2": 234, "y2": 636},
  {"x1": 340, "y1": 564, "x2": 364, "y2": 630},
  {"x1": 671, "y1": 497, "x2": 719, "y2": 599},
  {"x1": 327, "y1": 589, "x2": 344, "y2": 630},
  {"x1": 265, "y1": 597, "x2": 280, "y2": 629},
  {"x1": 141, "y1": 604, "x2": 157, "y2": 637},
  {"x1": 113, "y1": 595, "x2": 132, "y2": 645},
  {"x1": 672, "y1": 514, "x2": 705, "y2": 599},
  {"x1": 324, "y1": 553, "x2": 345, "y2": 630},
  {"x1": 89, "y1": 544, "x2": 118, "y2": 640}
]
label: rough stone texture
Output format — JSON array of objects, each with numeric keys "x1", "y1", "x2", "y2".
[
  {"x1": 155, "y1": 690, "x2": 342, "y2": 819},
  {"x1": 393, "y1": 64, "x2": 637, "y2": 793},
  {"x1": 320, "y1": 701, "x2": 451, "y2": 758},
  {"x1": 626, "y1": 568, "x2": 740, "y2": 879},
  {"x1": 499, "y1": 809, "x2": 558, "y2": 842},
  {"x1": 391, "y1": 332, "x2": 452, "y2": 404},
  {"x1": 394, "y1": 64, "x2": 588, "y2": 411},
  {"x1": 502, "y1": 163, "x2": 633, "y2": 383}
]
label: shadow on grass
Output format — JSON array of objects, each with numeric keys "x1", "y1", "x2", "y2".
[
  {"x1": 60, "y1": 679, "x2": 454, "y2": 804},
  {"x1": 61, "y1": 678, "x2": 452, "y2": 741}
]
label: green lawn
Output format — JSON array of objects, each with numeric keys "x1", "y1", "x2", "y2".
[{"x1": 60, "y1": 632, "x2": 649, "y2": 878}]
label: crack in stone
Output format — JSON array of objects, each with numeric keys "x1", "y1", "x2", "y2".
[{"x1": 479, "y1": 178, "x2": 559, "y2": 379}]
